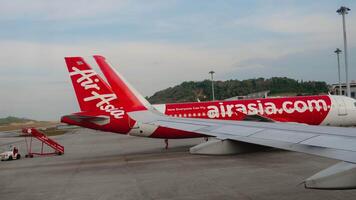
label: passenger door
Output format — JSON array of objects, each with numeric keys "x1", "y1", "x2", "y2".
[{"x1": 334, "y1": 97, "x2": 348, "y2": 116}]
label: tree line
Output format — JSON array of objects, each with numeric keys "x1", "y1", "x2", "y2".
[{"x1": 147, "y1": 77, "x2": 329, "y2": 104}]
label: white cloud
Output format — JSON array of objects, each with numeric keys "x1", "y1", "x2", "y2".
[
  {"x1": 233, "y1": 11, "x2": 356, "y2": 47},
  {"x1": 0, "y1": 38, "x2": 310, "y2": 120},
  {"x1": 0, "y1": 0, "x2": 128, "y2": 21},
  {"x1": 1, "y1": 1, "x2": 355, "y2": 120},
  {"x1": 0, "y1": 0, "x2": 178, "y2": 22},
  {"x1": 0, "y1": 39, "x2": 309, "y2": 84}
]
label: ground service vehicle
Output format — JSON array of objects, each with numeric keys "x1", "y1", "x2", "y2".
[{"x1": 0, "y1": 146, "x2": 21, "y2": 161}]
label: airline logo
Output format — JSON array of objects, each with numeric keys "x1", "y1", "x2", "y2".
[
  {"x1": 164, "y1": 96, "x2": 332, "y2": 125},
  {"x1": 206, "y1": 99, "x2": 329, "y2": 118},
  {"x1": 69, "y1": 62, "x2": 125, "y2": 119}
]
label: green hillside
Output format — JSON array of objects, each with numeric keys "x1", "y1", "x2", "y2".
[
  {"x1": 148, "y1": 77, "x2": 329, "y2": 104},
  {"x1": 0, "y1": 116, "x2": 34, "y2": 126}
]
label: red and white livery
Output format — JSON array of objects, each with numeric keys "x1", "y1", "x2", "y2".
[
  {"x1": 153, "y1": 94, "x2": 356, "y2": 127},
  {"x1": 62, "y1": 56, "x2": 356, "y2": 140},
  {"x1": 62, "y1": 56, "x2": 201, "y2": 139},
  {"x1": 61, "y1": 55, "x2": 356, "y2": 189}
]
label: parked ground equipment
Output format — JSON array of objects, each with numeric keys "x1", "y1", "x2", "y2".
[
  {"x1": 0, "y1": 146, "x2": 21, "y2": 161},
  {"x1": 22, "y1": 128, "x2": 64, "y2": 158}
]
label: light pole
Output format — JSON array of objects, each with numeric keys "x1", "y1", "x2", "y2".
[
  {"x1": 334, "y1": 48, "x2": 342, "y2": 95},
  {"x1": 337, "y1": 6, "x2": 351, "y2": 97},
  {"x1": 209, "y1": 71, "x2": 215, "y2": 101}
]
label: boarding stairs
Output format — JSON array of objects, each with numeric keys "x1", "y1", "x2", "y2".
[{"x1": 22, "y1": 128, "x2": 64, "y2": 157}]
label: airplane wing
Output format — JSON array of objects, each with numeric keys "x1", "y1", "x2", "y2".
[{"x1": 128, "y1": 109, "x2": 356, "y2": 189}]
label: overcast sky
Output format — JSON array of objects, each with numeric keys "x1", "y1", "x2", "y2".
[{"x1": 0, "y1": 0, "x2": 355, "y2": 120}]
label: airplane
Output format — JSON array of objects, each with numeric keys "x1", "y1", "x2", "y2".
[
  {"x1": 62, "y1": 55, "x2": 356, "y2": 190},
  {"x1": 93, "y1": 57, "x2": 356, "y2": 127}
]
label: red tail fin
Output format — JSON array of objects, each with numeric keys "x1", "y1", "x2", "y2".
[
  {"x1": 93, "y1": 55, "x2": 149, "y2": 112},
  {"x1": 64, "y1": 57, "x2": 125, "y2": 119}
]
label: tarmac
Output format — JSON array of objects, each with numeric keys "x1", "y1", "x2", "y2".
[{"x1": 1, "y1": 129, "x2": 356, "y2": 200}]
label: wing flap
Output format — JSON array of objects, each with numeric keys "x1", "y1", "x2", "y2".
[
  {"x1": 243, "y1": 114, "x2": 275, "y2": 122},
  {"x1": 211, "y1": 125, "x2": 263, "y2": 137},
  {"x1": 301, "y1": 135, "x2": 356, "y2": 152},
  {"x1": 251, "y1": 129, "x2": 317, "y2": 143}
]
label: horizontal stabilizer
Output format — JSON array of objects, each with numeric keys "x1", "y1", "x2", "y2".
[
  {"x1": 62, "y1": 113, "x2": 110, "y2": 126},
  {"x1": 304, "y1": 161, "x2": 356, "y2": 190}
]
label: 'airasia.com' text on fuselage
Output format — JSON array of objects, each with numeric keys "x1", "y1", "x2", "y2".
[{"x1": 155, "y1": 96, "x2": 332, "y2": 125}]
